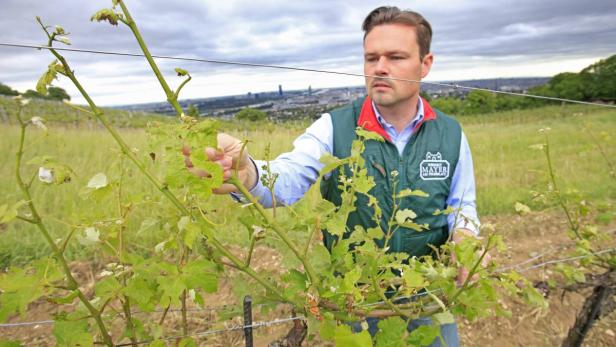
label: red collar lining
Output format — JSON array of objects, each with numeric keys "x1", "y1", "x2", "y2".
[{"x1": 357, "y1": 96, "x2": 437, "y2": 142}]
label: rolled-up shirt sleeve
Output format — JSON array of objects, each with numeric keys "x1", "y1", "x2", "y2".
[
  {"x1": 446, "y1": 131, "x2": 480, "y2": 235},
  {"x1": 238, "y1": 113, "x2": 333, "y2": 207}
]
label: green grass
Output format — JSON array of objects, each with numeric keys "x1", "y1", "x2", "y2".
[
  {"x1": 1, "y1": 103, "x2": 615, "y2": 267},
  {"x1": 460, "y1": 104, "x2": 616, "y2": 214}
]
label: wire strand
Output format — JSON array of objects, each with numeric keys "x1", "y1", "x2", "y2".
[
  {"x1": 0, "y1": 320, "x2": 55, "y2": 328},
  {"x1": 512, "y1": 247, "x2": 616, "y2": 273},
  {"x1": 1, "y1": 42, "x2": 615, "y2": 109},
  {"x1": 113, "y1": 315, "x2": 305, "y2": 346}
]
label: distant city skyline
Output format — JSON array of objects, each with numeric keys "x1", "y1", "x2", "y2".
[{"x1": 1, "y1": 0, "x2": 615, "y2": 106}]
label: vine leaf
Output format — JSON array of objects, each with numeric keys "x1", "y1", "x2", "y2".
[
  {"x1": 333, "y1": 324, "x2": 373, "y2": 347},
  {"x1": 90, "y1": 9, "x2": 121, "y2": 26},
  {"x1": 36, "y1": 60, "x2": 60, "y2": 95},
  {"x1": 0, "y1": 200, "x2": 27, "y2": 224},
  {"x1": 406, "y1": 325, "x2": 440, "y2": 346},
  {"x1": 87, "y1": 173, "x2": 109, "y2": 190},
  {"x1": 175, "y1": 67, "x2": 189, "y2": 76},
  {"x1": 77, "y1": 227, "x2": 101, "y2": 246},
  {"x1": 396, "y1": 188, "x2": 429, "y2": 198},
  {"x1": 375, "y1": 317, "x2": 407, "y2": 346},
  {"x1": 53, "y1": 319, "x2": 93, "y2": 347},
  {"x1": 356, "y1": 127, "x2": 385, "y2": 142},
  {"x1": 514, "y1": 202, "x2": 531, "y2": 215},
  {"x1": 182, "y1": 259, "x2": 219, "y2": 293}
]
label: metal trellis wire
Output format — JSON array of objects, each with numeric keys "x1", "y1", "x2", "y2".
[{"x1": 1, "y1": 42, "x2": 616, "y2": 109}]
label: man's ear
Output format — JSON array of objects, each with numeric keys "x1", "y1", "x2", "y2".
[{"x1": 421, "y1": 52, "x2": 434, "y2": 78}]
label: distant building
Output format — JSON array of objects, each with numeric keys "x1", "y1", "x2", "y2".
[{"x1": 278, "y1": 84, "x2": 283, "y2": 96}]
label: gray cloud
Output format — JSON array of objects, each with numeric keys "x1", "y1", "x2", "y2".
[{"x1": 1, "y1": 0, "x2": 614, "y2": 104}]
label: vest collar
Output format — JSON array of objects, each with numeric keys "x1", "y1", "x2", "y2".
[{"x1": 357, "y1": 96, "x2": 437, "y2": 142}]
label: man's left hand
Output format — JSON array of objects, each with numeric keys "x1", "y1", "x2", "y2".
[{"x1": 451, "y1": 228, "x2": 492, "y2": 287}]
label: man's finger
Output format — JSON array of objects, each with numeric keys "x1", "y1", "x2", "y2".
[
  {"x1": 212, "y1": 183, "x2": 239, "y2": 194},
  {"x1": 205, "y1": 147, "x2": 223, "y2": 161},
  {"x1": 182, "y1": 145, "x2": 191, "y2": 157},
  {"x1": 184, "y1": 155, "x2": 194, "y2": 169},
  {"x1": 481, "y1": 252, "x2": 492, "y2": 267}
]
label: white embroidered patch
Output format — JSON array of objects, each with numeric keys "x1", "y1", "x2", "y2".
[{"x1": 420, "y1": 152, "x2": 450, "y2": 180}]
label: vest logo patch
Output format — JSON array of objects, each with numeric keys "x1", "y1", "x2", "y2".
[{"x1": 420, "y1": 152, "x2": 450, "y2": 180}]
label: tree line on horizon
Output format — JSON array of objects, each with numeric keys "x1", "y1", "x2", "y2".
[
  {"x1": 0, "y1": 82, "x2": 71, "y2": 102},
  {"x1": 425, "y1": 54, "x2": 616, "y2": 116}
]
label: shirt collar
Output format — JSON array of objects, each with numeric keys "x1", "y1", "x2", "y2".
[{"x1": 371, "y1": 96, "x2": 425, "y2": 135}]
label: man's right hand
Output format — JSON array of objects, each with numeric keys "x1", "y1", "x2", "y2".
[{"x1": 183, "y1": 133, "x2": 258, "y2": 194}]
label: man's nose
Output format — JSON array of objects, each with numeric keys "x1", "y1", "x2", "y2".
[{"x1": 375, "y1": 56, "x2": 389, "y2": 75}]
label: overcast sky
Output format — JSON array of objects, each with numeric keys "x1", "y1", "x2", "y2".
[{"x1": 1, "y1": 0, "x2": 615, "y2": 106}]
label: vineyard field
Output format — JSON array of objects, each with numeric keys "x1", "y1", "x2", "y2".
[{"x1": 1, "y1": 101, "x2": 615, "y2": 346}]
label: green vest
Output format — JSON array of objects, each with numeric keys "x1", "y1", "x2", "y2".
[{"x1": 321, "y1": 96, "x2": 462, "y2": 257}]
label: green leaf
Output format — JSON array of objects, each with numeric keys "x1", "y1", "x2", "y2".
[
  {"x1": 399, "y1": 221, "x2": 429, "y2": 232},
  {"x1": 137, "y1": 218, "x2": 160, "y2": 235},
  {"x1": 53, "y1": 319, "x2": 93, "y2": 347},
  {"x1": 0, "y1": 200, "x2": 27, "y2": 224},
  {"x1": 395, "y1": 209, "x2": 417, "y2": 224},
  {"x1": 0, "y1": 260, "x2": 60, "y2": 322},
  {"x1": 36, "y1": 60, "x2": 59, "y2": 95},
  {"x1": 90, "y1": 9, "x2": 120, "y2": 25},
  {"x1": 514, "y1": 202, "x2": 531, "y2": 215},
  {"x1": 334, "y1": 324, "x2": 373, "y2": 347},
  {"x1": 54, "y1": 25, "x2": 65, "y2": 35},
  {"x1": 95, "y1": 276, "x2": 121, "y2": 301},
  {"x1": 49, "y1": 290, "x2": 79, "y2": 305},
  {"x1": 396, "y1": 209, "x2": 429, "y2": 231},
  {"x1": 309, "y1": 244, "x2": 331, "y2": 273},
  {"x1": 318, "y1": 318, "x2": 337, "y2": 341},
  {"x1": 178, "y1": 337, "x2": 196, "y2": 347},
  {"x1": 177, "y1": 216, "x2": 190, "y2": 231},
  {"x1": 182, "y1": 259, "x2": 219, "y2": 293},
  {"x1": 353, "y1": 169, "x2": 376, "y2": 194},
  {"x1": 375, "y1": 317, "x2": 407, "y2": 347},
  {"x1": 356, "y1": 127, "x2": 385, "y2": 142},
  {"x1": 402, "y1": 270, "x2": 426, "y2": 289},
  {"x1": 281, "y1": 270, "x2": 308, "y2": 299},
  {"x1": 432, "y1": 311, "x2": 455, "y2": 325},
  {"x1": 87, "y1": 173, "x2": 108, "y2": 189},
  {"x1": 157, "y1": 275, "x2": 185, "y2": 307},
  {"x1": 396, "y1": 189, "x2": 429, "y2": 198},
  {"x1": 175, "y1": 68, "x2": 189, "y2": 76},
  {"x1": 319, "y1": 153, "x2": 347, "y2": 175},
  {"x1": 433, "y1": 206, "x2": 456, "y2": 216},
  {"x1": 56, "y1": 36, "x2": 71, "y2": 45},
  {"x1": 76, "y1": 227, "x2": 100, "y2": 246},
  {"x1": 28, "y1": 156, "x2": 74, "y2": 185},
  {"x1": 122, "y1": 277, "x2": 158, "y2": 312},
  {"x1": 407, "y1": 325, "x2": 439, "y2": 346},
  {"x1": 366, "y1": 226, "x2": 384, "y2": 240},
  {"x1": 183, "y1": 222, "x2": 201, "y2": 249}
]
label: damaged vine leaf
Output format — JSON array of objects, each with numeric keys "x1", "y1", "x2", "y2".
[
  {"x1": 36, "y1": 60, "x2": 65, "y2": 95},
  {"x1": 90, "y1": 8, "x2": 124, "y2": 26}
]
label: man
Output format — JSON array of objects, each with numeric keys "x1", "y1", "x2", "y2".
[{"x1": 199, "y1": 6, "x2": 479, "y2": 346}]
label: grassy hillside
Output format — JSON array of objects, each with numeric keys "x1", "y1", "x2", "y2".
[
  {"x1": 0, "y1": 95, "x2": 174, "y2": 128},
  {"x1": 0, "y1": 102, "x2": 615, "y2": 267}
]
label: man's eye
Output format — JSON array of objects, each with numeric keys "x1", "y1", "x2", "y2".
[
  {"x1": 365, "y1": 56, "x2": 377, "y2": 63},
  {"x1": 391, "y1": 56, "x2": 405, "y2": 60}
]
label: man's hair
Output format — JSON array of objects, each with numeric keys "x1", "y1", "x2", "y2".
[{"x1": 362, "y1": 6, "x2": 432, "y2": 60}]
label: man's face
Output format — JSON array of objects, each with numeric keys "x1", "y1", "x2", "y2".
[{"x1": 364, "y1": 23, "x2": 433, "y2": 110}]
